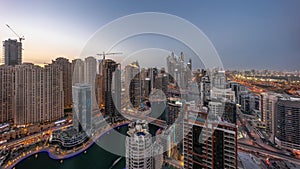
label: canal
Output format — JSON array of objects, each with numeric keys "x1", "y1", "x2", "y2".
[{"x1": 14, "y1": 124, "x2": 159, "y2": 169}]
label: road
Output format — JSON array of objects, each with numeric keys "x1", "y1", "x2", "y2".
[{"x1": 239, "y1": 142, "x2": 300, "y2": 166}]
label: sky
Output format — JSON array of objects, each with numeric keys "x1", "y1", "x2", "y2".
[{"x1": 0, "y1": 0, "x2": 300, "y2": 70}]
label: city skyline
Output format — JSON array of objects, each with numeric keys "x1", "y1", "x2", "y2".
[
  {"x1": 1, "y1": 0, "x2": 300, "y2": 70},
  {"x1": 1, "y1": 1, "x2": 300, "y2": 169}
]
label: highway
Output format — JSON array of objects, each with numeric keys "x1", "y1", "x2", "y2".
[{"x1": 239, "y1": 142, "x2": 300, "y2": 165}]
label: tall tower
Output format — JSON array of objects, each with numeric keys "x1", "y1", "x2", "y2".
[
  {"x1": 183, "y1": 104, "x2": 238, "y2": 169},
  {"x1": 126, "y1": 120, "x2": 153, "y2": 169},
  {"x1": 125, "y1": 61, "x2": 141, "y2": 108},
  {"x1": 72, "y1": 59, "x2": 85, "y2": 84},
  {"x1": 14, "y1": 63, "x2": 64, "y2": 125},
  {"x1": 261, "y1": 92, "x2": 281, "y2": 142},
  {"x1": 84, "y1": 57, "x2": 97, "y2": 111},
  {"x1": 99, "y1": 58, "x2": 120, "y2": 122},
  {"x1": 72, "y1": 83, "x2": 92, "y2": 134},
  {"x1": 52, "y1": 57, "x2": 72, "y2": 108},
  {"x1": 3, "y1": 39, "x2": 22, "y2": 66},
  {"x1": 275, "y1": 97, "x2": 300, "y2": 151},
  {"x1": 0, "y1": 65, "x2": 15, "y2": 123}
]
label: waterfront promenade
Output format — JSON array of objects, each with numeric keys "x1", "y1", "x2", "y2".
[{"x1": 6, "y1": 121, "x2": 130, "y2": 169}]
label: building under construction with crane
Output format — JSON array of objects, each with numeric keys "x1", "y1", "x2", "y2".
[{"x1": 2, "y1": 24, "x2": 24, "y2": 66}]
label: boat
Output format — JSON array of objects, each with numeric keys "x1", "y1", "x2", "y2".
[{"x1": 109, "y1": 157, "x2": 122, "y2": 169}]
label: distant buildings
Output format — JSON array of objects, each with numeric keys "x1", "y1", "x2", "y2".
[
  {"x1": 166, "y1": 52, "x2": 190, "y2": 89},
  {"x1": 3, "y1": 39, "x2": 22, "y2": 66},
  {"x1": 200, "y1": 75, "x2": 211, "y2": 106},
  {"x1": 126, "y1": 120, "x2": 153, "y2": 169},
  {"x1": 72, "y1": 84, "x2": 92, "y2": 134},
  {"x1": 125, "y1": 61, "x2": 141, "y2": 108},
  {"x1": 275, "y1": 97, "x2": 300, "y2": 151}
]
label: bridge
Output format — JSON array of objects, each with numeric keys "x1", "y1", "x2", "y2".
[{"x1": 122, "y1": 112, "x2": 168, "y2": 129}]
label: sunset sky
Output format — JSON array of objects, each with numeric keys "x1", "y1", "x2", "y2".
[{"x1": 1, "y1": 0, "x2": 300, "y2": 70}]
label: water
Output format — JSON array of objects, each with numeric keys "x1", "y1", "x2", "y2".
[{"x1": 14, "y1": 125, "x2": 159, "y2": 169}]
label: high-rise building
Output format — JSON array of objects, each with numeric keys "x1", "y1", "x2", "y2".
[
  {"x1": 183, "y1": 103, "x2": 237, "y2": 169},
  {"x1": 154, "y1": 72, "x2": 169, "y2": 97},
  {"x1": 14, "y1": 63, "x2": 64, "y2": 125},
  {"x1": 72, "y1": 83, "x2": 92, "y2": 134},
  {"x1": 211, "y1": 70, "x2": 226, "y2": 89},
  {"x1": 275, "y1": 97, "x2": 300, "y2": 151},
  {"x1": 84, "y1": 57, "x2": 97, "y2": 111},
  {"x1": 153, "y1": 142, "x2": 164, "y2": 169},
  {"x1": 166, "y1": 98, "x2": 182, "y2": 125},
  {"x1": 126, "y1": 120, "x2": 153, "y2": 169},
  {"x1": 261, "y1": 92, "x2": 281, "y2": 141},
  {"x1": 187, "y1": 58, "x2": 192, "y2": 81},
  {"x1": 72, "y1": 59, "x2": 84, "y2": 84},
  {"x1": 125, "y1": 61, "x2": 141, "y2": 108},
  {"x1": 112, "y1": 64, "x2": 121, "y2": 117},
  {"x1": 224, "y1": 101, "x2": 237, "y2": 124},
  {"x1": 99, "y1": 58, "x2": 120, "y2": 122},
  {"x1": 0, "y1": 65, "x2": 15, "y2": 123},
  {"x1": 3, "y1": 39, "x2": 22, "y2": 66},
  {"x1": 200, "y1": 76, "x2": 211, "y2": 106},
  {"x1": 166, "y1": 52, "x2": 189, "y2": 89},
  {"x1": 166, "y1": 52, "x2": 176, "y2": 78},
  {"x1": 52, "y1": 57, "x2": 72, "y2": 108}
]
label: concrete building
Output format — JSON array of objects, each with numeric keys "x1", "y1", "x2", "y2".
[
  {"x1": 72, "y1": 83, "x2": 92, "y2": 134},
  {"x1": 153, "y1": 142, "x2": 164, "y2": 169},
  {"x1": 84, "y1": 57, "x2": 97, "y2": 111},
  {"x1": 3, "y1": 39, "x2": 22, "y2": 66},
  {"x1": 14, "y1": 63, "x2": 64, "y2": 125},
  {"x1": 71, "y1": 59, "x2": 84, "y2": 84},
  {"x1": 0, "y1": 65, "x2": 15, "y2": 123},
  {"x1": 261, "y1": 92, "x2": 282, "y2": 141},
  {"x1": 126, "y1": 120, "x2": 153, "y2": 169},
  {"x1": 125, "y1": 61, "x2": 141, "y2": 108},
  {"x1": 183, "y1": 103, "x2": 237, "y2": 169},
  {"x1": 99, "y1": 58, "x2": 121, "y2": 122},
  {"x1": 52, "y1": 57, "x2": 72, "y2": 108},
  {"x1": 211, "y1": 70, "x2": 226, "y2": 89},
  {"x1": 200, "y1": 76, "x2": 211, "y2": 106},
  {"x1": 275, "y1": 97, "x2": 300, "y2": 151}
]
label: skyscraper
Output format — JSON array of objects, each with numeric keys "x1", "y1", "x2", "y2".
[
  {"x1": 52, "y1": 57, "x2": 72, "y2": 108},
  {"x1": 99, "y1": 58, "x2": 121, "y2": 122},
  {"x1": 3, "y1": 39, "x2": 22, "y2": 66},
  {"x1": 72, "y1": 59, "x2": 84, "y2": 84},
  {"x1": 275, "y1": 97, "x2": 300, "y2": 151},
  {"x1": 125, "y1": 61, "x2": 141, "y2": 108},
  {"x1": 126, "y1": 120, "x2": 153, "y2": 169},
  {"x1": 14, "y1": 63, "x2": 64, "y2": 125},
  {"x1": 0, "y1": 65, "x2": 15, "y2": 123},
  {"x1": 211, "y1": 69, "x2": 226, "y2": 89},
  {"x1": 84, "y1": 57, "x2": 98, "y2": 111},
  {"x1": 183, "y1": 103, "x2": 237, "y2": 169},
  {"x1": 261, "y1": 92, "x2": 281, "y2": 141},
  {"x1": 72, "y1": 83, "x2": 92, "y2": 134}
]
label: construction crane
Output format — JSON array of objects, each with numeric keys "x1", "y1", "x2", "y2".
[
  {"x1": 96, "y1": 52, "x2": 122, "y2": 60},
  {"x1": 6, "y1": 24, "x2": 25, "y2": 43}
]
